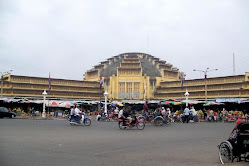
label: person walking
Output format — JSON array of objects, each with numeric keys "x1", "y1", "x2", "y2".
[
  {"x1": 184, "y1": 107, "x2": 190, "y2": 123},
  {"x1": 143, "y1": 101, "x2": 149, "y2": 120},
  {"x1": 69, "y1": 105, "x2": 75, "y2": 122},
  {"x1": 222, "y1": 108, "x2": 227, "y2": 123},
  {"x1": 190, "y1": 106, "x2": 198, "y2": 122}
]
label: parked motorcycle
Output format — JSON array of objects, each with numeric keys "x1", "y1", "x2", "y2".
[
  {"x1": 207, "y1": 115, "x2": 214, "y2": 122},
  {"x1": 118, "y1": 116, "x2": 145, "y2": 130},
  {"x1": 225, "y1": 114, "x2": 236, "y2": 122},
  {"x1": 69, "y1": 113, "x2": 91, "y2": 126},
  {"x1": 97, "y1": 112, "x2": 112, "y2": 121}
]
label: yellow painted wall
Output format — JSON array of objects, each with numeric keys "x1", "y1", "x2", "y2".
[{"x1": 107, "y1": 75, "x2": 152, "y2": 100}]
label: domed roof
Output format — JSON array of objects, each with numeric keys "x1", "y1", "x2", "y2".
[
  {"x1": 85, "y1": 52, "x2": 181, "y2": 81},
  {"x1": 100, "y1": 53, "x2": 162, "y2": 77}
]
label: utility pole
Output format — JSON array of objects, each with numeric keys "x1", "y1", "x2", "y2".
[
  {"x1": 147, "y1": 33, "x2": 150, "y2": 54},
  {"x1": 233, "y1": 53, "x2": 235, "y2": 75},
  {"x1": 193, "y1": 68, "x2": 218, "y2": 102}
]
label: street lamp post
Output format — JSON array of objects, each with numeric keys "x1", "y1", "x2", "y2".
[
  {"x1": 193, "y1": 68, "x2": 218, "y2": 102},
  {"x1": 103, "y1": 91, "x2": 108, "y2": 114},
  {"x1": 0, "y1": 70, "x2": 13, "y2": 99},
  {"x1": 42, "y1": 90, "x2": 47, "y2": 118},
  {"x1": 184, "y1": 90, "x2": 189, "y2": 107}
]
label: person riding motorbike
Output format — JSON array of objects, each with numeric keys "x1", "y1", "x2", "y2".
[
  {"x1": 113, "y1": 107, "x2": 119, "y2": 119},
  {"x1": 129, "y1": 107, "x2": 138, "y2": 125},
  {"x1": 122, "y1": 106, "x2": 132, "y2": 126},
  {"x1": 74, "y1": 105, "x2": 82, "y2": 122},
  {"x1": 118, "y1": 106, "x2": 124, "y2": 123}
]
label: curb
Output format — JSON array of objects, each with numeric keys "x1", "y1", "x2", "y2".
[{"x1": 15, "y1": 116, "x2": 56, "y2": 120}]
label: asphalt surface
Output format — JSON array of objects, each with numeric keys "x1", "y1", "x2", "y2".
[{"x1": 0, "y1": 119, "x2": 248, "y2": 166}]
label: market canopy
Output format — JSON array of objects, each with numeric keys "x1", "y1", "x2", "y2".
[{"x1": 203, "y1": 102, "x2": 225, "y2": 106}]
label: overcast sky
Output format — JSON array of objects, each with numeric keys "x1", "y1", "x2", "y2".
[{"x1": 1, "y1": 0, "x2": 249, "y2": 80}]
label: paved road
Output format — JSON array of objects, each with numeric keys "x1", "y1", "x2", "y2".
[{"x1": 0, "y1": 119, "x2": 247, "y2": 166}]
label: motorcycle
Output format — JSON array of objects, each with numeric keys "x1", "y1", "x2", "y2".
[
  {"x1": 207, "y1": 115, "x2": 215, "y2": 122},
  {"x1": 118, "y1": 116, "x2": 145, "y2": 130},
  {"x1": 225, "y1": 114, "x2": 236, "y2": 123},
  {"x1": 97, "y1": 112, "x2": 112, "y2": 121},
  {"x1": 111, "y1": 113, "x2": 119, "y2": 120},
  {"x1": 69, "y1": 113, "x2": 91, "y2": 126}
]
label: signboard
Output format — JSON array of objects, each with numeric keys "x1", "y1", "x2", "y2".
[{"x1": 216, "y1": 98, "x2": 247, "y2": 103}]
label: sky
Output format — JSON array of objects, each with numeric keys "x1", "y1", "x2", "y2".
[{"x1": 0, "y1": 0, "x2": 249, "y2": 80}]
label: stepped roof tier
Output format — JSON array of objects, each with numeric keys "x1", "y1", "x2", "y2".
[
  {"x1": 84, "y1": 52, "x2": 181, "y2": 81},
  {"x1": 83, "y1": 52, "x2": 182, "y2": 100}
]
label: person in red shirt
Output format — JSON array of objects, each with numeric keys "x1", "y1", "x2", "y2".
[{"x1": 213, "y1": 111, "x2": 218, "y2": 122}]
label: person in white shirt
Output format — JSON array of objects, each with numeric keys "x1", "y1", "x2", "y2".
[
  {"x1": 161, "y1": 107, "x2": 166, "y2": 116},
  {"x1": 114, "y1": 107, "x2": 119, "y2": 119},
  {"x1": 118, "y1": 107, "x2": 124, "y2": 119},
  {"x1": 167, "y1": 108, "x2": 171, "y2": 118},
  {"x1": 190, "y1": 107, "x2": 197, "y2": 122},
  {"x1": 166, "y1": 108, "x2": 172, "y2": 122},
  {"x1": 74, "y1": 105, "x2": 82, "y2": 122},
  {"x1": 70, "y1": 106, "x2": 75, "y2": 122}
]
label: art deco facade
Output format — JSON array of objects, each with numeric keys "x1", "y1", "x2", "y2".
[
  {"x1": 84, "y1": 53, "x2": 182, "y2": 100},
  {"x1": 1, "y1": 52, "x2": 249, "y2": 100},
  {"x1": 84, "y1": 52, "x2": 249, "y2": 100}
]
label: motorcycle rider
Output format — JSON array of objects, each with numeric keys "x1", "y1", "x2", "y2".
[
  {"x1": 114, "y1": 107, "x2": 119, "y2": 119},
  {"x1": 129, "y1": 107, "x2": 137, "y2": 125},
  {"x1": 118, "y1": 106, "x2": 125, "y2": 125},
  {"x1": 75, "y1": 105, "x2": 82, "y2": 122},
  {"x1": 118, "y1": 106, "x2": 123, "y2": 118},
  {"x1": 100, "y1": 107, "x2": 108, "y2": 120},
  {"x1": 123, "y1": 106, "x2": 132, "y2": 125}
]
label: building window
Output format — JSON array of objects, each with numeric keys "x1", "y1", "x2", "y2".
[
  {"x1": 134, "y1": 82, "x2": 140, "y2": 98},
  {"x1": 119, "y1": 82, "x2": 125, "y2": 94},
  {"x1": 126, "y1": 82, "x2": 132, "y2": 99}
]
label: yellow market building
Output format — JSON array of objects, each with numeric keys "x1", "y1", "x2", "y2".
[
  {"x1": 1, "y1": 52, "x2": 249, "y2": 101},
  {"x1": 1, "y1": 74, "x2": 103, "y2": 99},
  {"x1": 84, "y1": 52, "x2": 249, "y2": 100}
]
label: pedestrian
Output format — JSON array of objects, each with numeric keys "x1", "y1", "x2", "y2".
[
  {"x1": 143, "y1": 101, "x2": 149, "y2": 120},
  {"x1": 190, "y1": 106, "x2": 197, "y2": 122},
  {"x1": 204, "y1": 109, "x2": 207, "y2": 121},
  {"x1": 213, "y1": 111, "x2": 217, "y2": 122},
  {"x1": 70, "y1": 105, "x2": 75, "y2": 122},
  {"x1": 222, "y1": 108, "x2": 227, "y2": 123},
  {"x1": 184, "y1": 107, "x2": 190, "y2": 123}
]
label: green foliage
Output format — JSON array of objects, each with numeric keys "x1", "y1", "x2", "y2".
[{"x1": 197, "y1": 110, "x2": 204, "y2": 119}]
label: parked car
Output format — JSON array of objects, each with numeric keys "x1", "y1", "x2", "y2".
[{"x1": 0, "y1": 107, "x2": 16, "y2": 118}]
